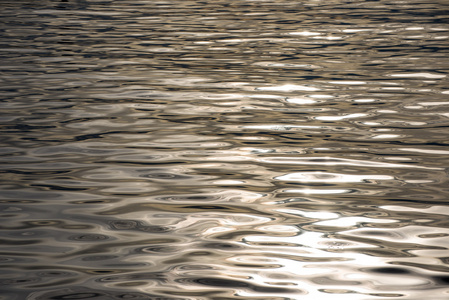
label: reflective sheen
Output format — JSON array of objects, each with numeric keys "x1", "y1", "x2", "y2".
[{"x1": 1, "y1": 0, "x2": 449, "y2": 299}]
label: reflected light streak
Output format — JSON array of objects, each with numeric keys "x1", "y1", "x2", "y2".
[
  {"x1": 371, "y1": 134, "x2": 402, "y2": 139},
  {"x1": 259, "y1": 156, "x2": 444, "y2": 170},
  {"x1": 399, "y1": 148, "x2": 449, "y2": 155},
  {"x1": 289, "y1": 31, "x2": 321, "y2": 36},
  {"x1": 285, "y1": 97, "x2": 319, "y2": 104},
  {"x1": 315, "y1": 113, "x2": 367, "y2": 121},
  {"x1": 276, "y1": 209, "x2": 339, "y2": 219},
  {"x1": 389, "y1": 72, "x2": 446, "y2": 79},
  {"x1": 256, "y1": 84, "x2": 321, "y2": 92},
  {"x1": 315, "y1": 217, "x2": 395, "y2": 227},
  {"x1": 280, "y1": 189, "x2": 351, "y2": 195},
  {"x1": 381, "y1": 205, "x2": 449, "y2": 216},
  {"x1": 275, "y1": 172, "x2": 393, "y2": 183},
  {"x1": 329, "y1": 81, "x2": 366, "y2": 85}
]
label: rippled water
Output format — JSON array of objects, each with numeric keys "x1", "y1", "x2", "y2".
[{"x1": 1, "y1": 0, "x2": 449, "y2": 299}]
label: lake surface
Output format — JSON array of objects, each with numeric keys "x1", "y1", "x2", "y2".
[{"x1": 1, "y1": 0, "x2": 449, "y2": 299}]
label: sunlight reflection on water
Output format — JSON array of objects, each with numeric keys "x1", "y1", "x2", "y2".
[{"x1": 0, "y1": 0, "x2": 449, "y2": 299}]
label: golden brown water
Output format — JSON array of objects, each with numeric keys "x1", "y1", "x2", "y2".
[{"x1": 0, "y1": 0, "x2": 449, "y2": 299}]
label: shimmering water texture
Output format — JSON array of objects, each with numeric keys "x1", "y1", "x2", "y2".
[{"x1": 1, "y1": 0, "x2": 449, "y2": 299}]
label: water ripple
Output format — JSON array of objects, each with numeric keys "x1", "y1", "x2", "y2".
[{"x1": 1, "y1": 0, "x2": 449, "y2": 299}]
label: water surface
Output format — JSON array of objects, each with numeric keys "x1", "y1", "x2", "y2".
[{"x1": 1, "y1": 0, "x2": 449, "y2": 299}]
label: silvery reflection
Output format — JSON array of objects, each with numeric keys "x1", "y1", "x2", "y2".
[{"x1": 0, "y1": 0, "x2": 448, "y2": 299}]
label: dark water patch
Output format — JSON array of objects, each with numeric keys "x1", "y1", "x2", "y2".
[
  {"x1": 201, "y1": 242, "x2": 244, "y2": 251},
  {"x1": 109, "y1": 220, "x2": 172, "y2": 233},
  {"x1": 367, "y1": 267, "x2": 412, "y2": 275},
  {"x1": 135, "y1": 246, "x2": 179, "y2": 255},
  {"x1": 67, "y1": 234, "x2": 111, "y2": 242}
]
